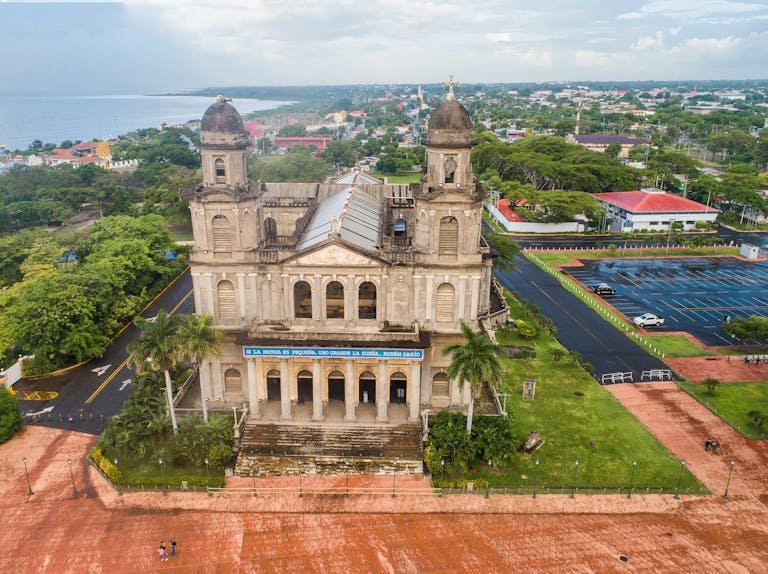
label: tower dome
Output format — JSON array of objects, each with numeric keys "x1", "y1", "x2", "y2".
[
  {"x1": 200, "y1": 95, "x2": 250, "y2": 148},
  {"x1": 426, "y1": 99, "x2": 472, "y2": 147}
]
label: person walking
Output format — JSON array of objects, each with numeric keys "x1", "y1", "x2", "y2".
[
  {"x1": 157, "y1": 545, "x2": 167, "y2": 562},
  {"x1": 170, "y1": 540, "x2": 177, "y2": 557}
]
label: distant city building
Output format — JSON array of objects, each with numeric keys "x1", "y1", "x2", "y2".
[
  {"x1": 274, "y1": 135, "x2": 333, "y2": 150},
  {"x1": 592, "y1": 189, "x2": 719, "y2": 232},
  {"x1": 566, "y1": 134, "x2": 650, "y2": 158}
]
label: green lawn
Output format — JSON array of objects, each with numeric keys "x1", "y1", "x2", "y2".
[
  {"x1": 447, "y1": 294, "x2": 702, "y2": 491},
  {"x1": 371, "y1": 172, "x2": 420, "y2": 184},
  {"x1": 533, "y1": 246, "x2": 740, "y2": 268},
  {"x1": 647, "y1": 335, "x2": 712, "y2": 358},
  {"x1": 678, "y1": 381, "x2": 768, "y2": 439}
]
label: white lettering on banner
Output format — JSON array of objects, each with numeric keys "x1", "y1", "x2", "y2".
[{"x1": 243, "y1": 347, "x2": 424, "y2": 361}]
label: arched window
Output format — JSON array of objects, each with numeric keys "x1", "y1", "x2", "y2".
[
  {"x1": 264, "y1": 217, "x2": 277, "y2": 241},
  {"x1": 294, "y1": 281, "x2": 312, "y2": 319},
  {"x1": 435, "y1": 283, "x2": 455, "y2": 322},
  {"x1": 439, "y1": 216, "x2": 458, "y2": 253},
  {"x1": 393, "y1": 217, "x2": 407, "y2": 237},
  {"x1": 215, "y1": 158, "x2": 226, "y2": 183},
  {"x1": 211, "y1": 215, "x2": 232, "y2": 251},
  {"x1": 444, "y1": 157, "x2": 457, "y2": 183},
  {"x1": 432, "y1": 372, "x2": 449, "y2": 398},
  {"x1": 326, "y1": 281, "x2": 344, "y2": 319},
  {"x1": 224, "y1": 368, "x2": 241, "y2": 394},
  {"x1": 358, "y1": 281, "x2": 376, "y2": 320},
  {"x1": 217, "y1": 280, "x2": 236, "y2": 320}
]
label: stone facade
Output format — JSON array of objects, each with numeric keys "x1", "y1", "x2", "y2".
[{"x1": 188, "y1": 93, "x2": 497, "y2": 424}]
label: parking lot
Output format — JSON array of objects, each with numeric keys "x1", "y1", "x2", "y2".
[{"x1": 564, "y1": 256, "x2": 768, "y2": 346}]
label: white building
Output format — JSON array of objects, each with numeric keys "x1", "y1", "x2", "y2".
[{"x1": 592, "y1": 189, "x2": 719, "y2": 232}]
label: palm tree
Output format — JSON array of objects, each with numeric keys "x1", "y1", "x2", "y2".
[
  {"x1": 444, "y1": 323, "x2": 505, "y2": 435},
  {"x1": 175, "y1": 314, "x2": 224, "y2": 422},
  {"x1": 127, "y1": 310, "x2": 183, "y2": 433}
]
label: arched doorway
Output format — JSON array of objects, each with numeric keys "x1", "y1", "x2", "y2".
[
  {"x1": 266, "y1": 369, "x2": 281, "y2": 401},
  {"x1": 328, "y1": 370, "x2": 345, "y2": 402},
  {"x1": 390, "y1": 372, "x2": 407, "y2": 404},
  {"x1": 297, "y1": 369, "x2": 313, "y2": 404},
  {"x1": 358, "y1": 371, "x2": 376, "y2": 404}
]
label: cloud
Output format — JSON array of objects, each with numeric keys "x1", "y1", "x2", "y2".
[
  {"x1": 631, "y1": 31, "x2": 664, "y2": 50},
  {"x1": 617, "y1": 0, "x2": 767, "y2": 20}
]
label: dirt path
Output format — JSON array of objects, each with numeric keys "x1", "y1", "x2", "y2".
[
  {"x1": 1, "y1": 425, "x2": 767, "y2": 573},
  {"x1": 666, "y1": 355, "x2": 768, "y2": 383},
  {"x1": 607, "y1": 383, "x2": 768, "y2": 498}
]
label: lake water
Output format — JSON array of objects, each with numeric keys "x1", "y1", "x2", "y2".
[{"x1": 0, "y1": 93, "x2": 287, "y2": 151}]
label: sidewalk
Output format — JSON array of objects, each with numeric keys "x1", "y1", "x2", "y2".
[{"x1": 2, "y1": 424, "x2": 767, "y2": 573}]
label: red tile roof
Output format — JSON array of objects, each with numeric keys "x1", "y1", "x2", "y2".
[
  {"x1": 592, "y1": 191, "x2": 718, "y2": 213},
  {"x1": 496, "y1": 198, "x2": 525, "y2": 222}
]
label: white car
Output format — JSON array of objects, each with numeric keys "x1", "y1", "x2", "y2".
[{"x1": 633, "y1": 313, "x2": 665, "y2": 327}]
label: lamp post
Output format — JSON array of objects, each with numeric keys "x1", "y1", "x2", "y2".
[
  {"x1": 22, "y1": 457, "x2": 33, "y2": 496},
  {"x1": 391, "y1": 460, "x2": 397, "y2": 498},
  {"x1": 674, "y1": 460, "x2": 686, "y2": 500},
  {"x1": 666, "y1": 220, "x2": 675, "y2": 254},
  {"x1": 204, "y1": 457, "x2": 210, "y2": 490},
  {"x1": 114, "y1": 459, "x2": 122, "y2": 496},
  {"x1": 533, "y1": 459, "x2": 540, "y2": 499},
  {"x1": 723, "y1": 460, "x2": 736, "y2": 500},
  {"x1": 67, "y1": 457, "x2": 78, "y2": 498},
  {"x1": 627, "y1": 461, "x2": 638, "y2": 499},
  {"x1": 159, "y1": 458, "x2": 166, "y2": 495},
  {"x1": 569, "y1": 459, "x2": 580, "y2": 499}
]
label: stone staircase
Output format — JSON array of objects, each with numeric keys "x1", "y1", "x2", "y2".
[{"x1": 235, "y1": 422, "x2": 424, "y2": 476}]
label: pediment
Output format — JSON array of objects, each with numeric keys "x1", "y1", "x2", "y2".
[{"x1": 289, "y1": 243, "x2": 380, "y2": 267}]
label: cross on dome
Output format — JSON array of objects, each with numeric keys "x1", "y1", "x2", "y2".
[{"x1": 443, "y1": 75, "x2": 460, "y2": 101}]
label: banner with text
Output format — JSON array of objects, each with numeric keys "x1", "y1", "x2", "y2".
[{"x1": 243, "y1": 346, "x2": 424, "y2": 361}]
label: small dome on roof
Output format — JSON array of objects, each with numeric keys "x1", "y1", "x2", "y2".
[
  {"x1": 427, "y1": 99, "x2": 472, "y2": 131},
  {"x1": 200, "y1": 95, "x2": 250, "y2": 148},
  {"x1": 201, "y1": 95, "x2": 247, "y2": 134},
  {"x1": 426, "y1": 99, "x2": 472, "y2": 147}
]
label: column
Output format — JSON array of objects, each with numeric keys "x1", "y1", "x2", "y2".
[
  {"x1": 470, "y1": 276, "x2": 481, "y2": 320},
  {"x1": 211, "y1": 357, "x2": 223, "y2": 400},
  {"x1": 458, "y1": 276, "x2": 467, "y2": 321},
  {"x1": 191, "y1": 273, "x2": 202, "y2": 315},
  {"x1": 311, "y1": 359, "x2": 323, "y2": 421},
  {"x1": 204, "y1": 273, "x2": 215, "y2": 317},
  {"x1": 237, "y1": 273, "x2": 246, "y2": 320},
  {"x1": 412, "y1": 276, "x2": 422, "y2": 323},
  {"x1": 344, "y1": 359, "x2": 356, "y2": 422},
  {"x1": 376, "y1": 360, "x2": 388, "y2": 422},
  {"x1": 449, "y1": 376, "x2": 461, "y2": 406},
  {"x1": 425, "y1": 276, "x2": 434, "y2": 321},
  {"x1": 249, "y1": 273, "x2": 260, "y2": 322},
  {"x1": 246, "y1": 358, "x2": 260, "y2": 419},
  {"x1": 280, "y1": 358, "x2": 291, "y2": 420},
  {"x1": 409, "y1": 360, "x2": 421, "y2": 422}
]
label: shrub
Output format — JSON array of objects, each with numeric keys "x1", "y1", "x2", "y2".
[
  {"x1": 703, "y1": 377, "x2": 720, "y2": 395},
  {"x1": 208, "y1": 443, "x2": 234, "y2": 471},
  {"x1": 90, "y1": 445, "x2": 124, "y2": 483},
  {"x1": 513, "y1": 319, "x2": 537, "y2": 340},
  {"x1": 172, "y1": 413, "x2": 234, "y2": 467},
  {"x1": 0, "y1": 387, "x2": 23, "y2": 444}
]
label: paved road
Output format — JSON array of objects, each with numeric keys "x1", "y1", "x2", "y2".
[
  {"x1": 14, "y1": 269, "x2": 193, "y2": 435},
  {"x1": 495, "y1": 256, "x2": 671, "y2": 380}
]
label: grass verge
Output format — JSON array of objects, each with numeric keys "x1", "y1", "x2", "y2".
[
  {"x1": 678, "y1": 381, "x2": 768, "y2": 439},
  {"x1": 440, "y1": 293, "x2": 703, "y2": 491},
  {"x1": 371, "y1": 172, "x2": 420, "y2": 184}
]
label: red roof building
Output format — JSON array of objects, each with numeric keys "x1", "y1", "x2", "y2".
[
  {"x1": 274, "y1": 135, "x2": 333, "y2": 150},
  {"x1": 495, "y1": 198, "x2": 525, "y2": 222},
  {"x1": 592, "y1": 190, "x2": 719, "y2": 232}
]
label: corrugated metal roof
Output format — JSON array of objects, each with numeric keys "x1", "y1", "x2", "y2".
[
  {"x1": 296, "y1": 186, "x2": 382, "y2": 252},
  {"x1": 333, "y1": 171, "x2": 384, "y2": 185}
]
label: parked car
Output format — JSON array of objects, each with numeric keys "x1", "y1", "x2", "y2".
[
  {"x1": 633, "y1": 313, "x2": 665, "y2": 327},
  {"x1": 592, "y1": 283, "x2": 616, "y2": 296}
]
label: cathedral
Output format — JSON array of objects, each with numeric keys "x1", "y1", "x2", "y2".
[{"x1": 188, "y1": 89, "x2": 505, "y2": 433}]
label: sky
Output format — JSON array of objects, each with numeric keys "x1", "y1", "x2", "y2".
[{"x1": 1, "y1": 0, "x2": 767, "y2": 94}]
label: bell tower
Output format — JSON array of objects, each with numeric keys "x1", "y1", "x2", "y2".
[
  {"x1": 414, "y1": 80, "x2": 483, "y2": 257},
  {"x1": 200, "y1": 95, "x2": 250, "y2": 190}
]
